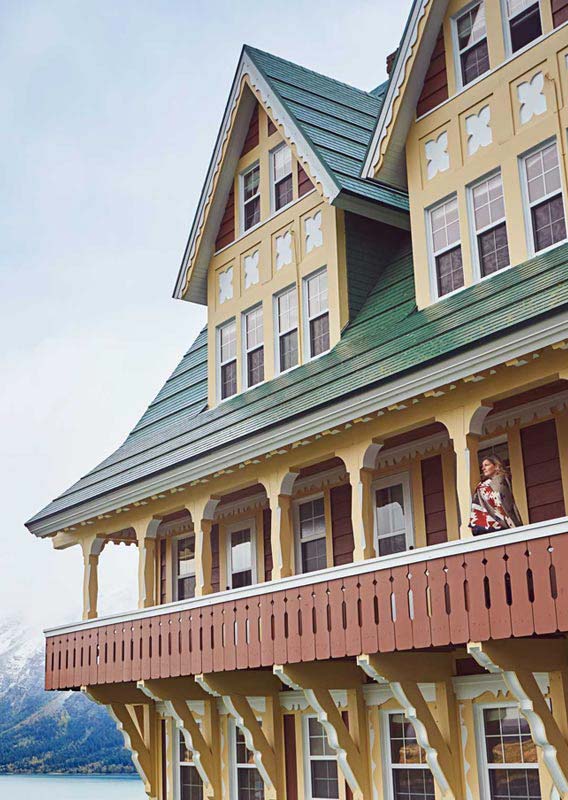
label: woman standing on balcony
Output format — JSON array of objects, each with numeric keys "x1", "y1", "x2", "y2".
[{"x1": 469, "y1": 455, "x2": 523, "y2": 536}]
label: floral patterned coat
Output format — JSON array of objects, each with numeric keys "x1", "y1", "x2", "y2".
[{"x1": 469, "y1": 473, "x2": 523, "y2": 531}]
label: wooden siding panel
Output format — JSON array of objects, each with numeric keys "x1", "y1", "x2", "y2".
[
  {"x1": 214, "y1": 187, "x2": 235, "y2": 252},
  {"x1": 416, "y1": 28, "x2": 448, "y2": 117},
  {"x1": 241, "y1": 105, "x2": 259, "y2": 156},
  {"x1": 521, "y1": 420, "x2": 565, "y2": 523},
  {"x1": 552, "y1": 0, "x2": 568, "y2": 26},
  {"x1": 421, "y1": 455, "x2": 448, "y2": 545},
  {"x1": 331, "y1": 484, "x2": 355, "y2": 566}
]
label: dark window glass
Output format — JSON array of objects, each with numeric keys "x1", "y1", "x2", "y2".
[
  {"x1": 279, "y1": 329, "x2": 298, "y2": 372},
  {"x1": 180, "y1": 765, "x2": 203, "y2": 800},
  {"x1": 275, "y1": 174, "x2": 293, "y2": 211},
  {"x1": 247, "y1": 348, "x2": 264, "y2": 387},
  {"x1": 460, "y1": 40, "x2": 489, "y2": 85},
  {"x1": 237, "y1": 768, "x2": 265, "y2": 800},
  {"x1": 389, "y1": 714, "x2": 435, "y2": 799},
  {"x1": 510, "y1": 3, "x2": 542, "y2": 53},
  {"x1": 301, "y1": 537, "x2": 327, "y2": 574},
  {"x1": 309, "y1": 314, "x2": 330, "y2": 357},
  {"x1": 532, "y1": 195, "x2": 567, "y2": 252},
  {"x1": 311, "y1": 760, "x2": 339, "y2": 799},
  {"x1": 478, "y1": 222, "x2": 510, "y2": 276},
  {"x1": 221, "y1": 361, "x2": 237, "y2": 399},
  {"x1": 457, "y1": 3, "x2": 489, "y2": 85},
  {"x1": 435, "y1": 246, "x2": 464, "y2": 297},
  {"x1": 488, "y1": 769, "x2": 541, "y2": 799},
  {"x1": 178, "y1": 575, "x2": 196, "y2": 601},
  {"x1": 230, "y1": 529, "x2": 253, "y2": 588},
  {"x1": 244, "y1": 196, "x2": 260, "y2": 231}
]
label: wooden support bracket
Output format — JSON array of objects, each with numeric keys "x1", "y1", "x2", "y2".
[
  {"x1": 469, "y1": 641, "x2": 568, "y2": 797},
  {"x1": 358, "y1": 654, "x2": 461, "y2": 800},
  {"x1": 275, "y1": 663, "x2": 370, "y2": 800}
]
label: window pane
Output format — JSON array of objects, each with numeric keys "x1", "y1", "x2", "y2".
[
  {"x1": 457, "y1": 3, "x2": 486, "y2": 49},
  {"x1": 220, "y1": 322, "x2": 236, "y2": 361},
  {"x1": 310, "y1": 314, "x2": 330, "y2": 357},
  {"x1": 178, "y1": 575, "x2": 196, "y2": 601},
  {"x1": 275, "y1": 175, "x2": 293, "y2": 211},
  {"x1": 436, "y1": 247, "x2": 464, "y2": 297},
  {"x1": 273, "y1": 146, "x2": 292, "y2": 183},
  {"x1": 479, "y1": 223, "x2": 510, "y2": 276},
  {"x1": 177, "y1": 536, "x2": 196, "y2": 577},
  {"x1": 231, "y1": 529, "x2": 252, "y2": 573},
  {"x1": 278, "y1": 287, "x2": 298, "y2": 332},
  {"x1": 246, "y1": 308, "x2": 263, "y2": 350},
  {"x1": 237, "y1": 768, "x2": 265, "y2": 800},
  {"x1": 279, "y1": 329, "x2": 298, "y2": 371},
  {"x1": 244, "y1": 196, "x2": 260, "y2": 231},
  {"x1": 488, "y1": 768, "x2": 541, "y2": 800},
  {"x1": 311, "y1": 760, "x2": 339, "y2": 799},
  {"x1": 376, "y1": 484, "x2": 406, "y2": 538},
  {"x1": 299, "y1": 498, "x2": 326, "y2": 537},
  {"x1": 236, "y1": 729, "x2": 256, "y2": 765},
  {"x1": 244, "y1": 166, "x2": 260, "y2": 201},
  {"x1": 221, "y1": 361, "x2": 237, "y2": 399},
  {"x1": 307, "y1": 271, "x2": 329, "y2": 317},
  {"x1": 532, "y1": 196, "x2": 566, "y2": 252},
  {"x1": 392, "y1": 769, "x2": 436, "y2": 800},
  {"x1": 180, "y1": 764, "x2": 204, "y2": 800},
  {"x1": 247, "y1": 347, "x2": 264, "y2": 386},
  {"x1": 526, "y1": 144, "x2": 561, "y2": 204},
  {"x1": 431, "y1": 197, "x2": 460, "y2": 252},
  {"x1": 460, "y1": 39, "x2": 490, "y2": 85},
  {"x1": 308, "y1": 718, "x2": 335, "y2": 756},
  {"x1": 473, "y1": 174, "x2": 505, "y2": 230},
  {"x1": 509, "y1": 2, "x2": 541, "y2": 52},
  {"x1": 301, "y1": 537, "x2": 327, "y2": 573},
  {"x1": 484, "y1": 707, "x2": 538, "y2": 765}
]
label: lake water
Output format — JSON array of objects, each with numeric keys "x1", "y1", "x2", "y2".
[{"x1": 0, "y1": 774, "x2": 146, "y2": 799}]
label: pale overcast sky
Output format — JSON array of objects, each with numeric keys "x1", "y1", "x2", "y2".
[{"x1": 1, "y1": 0, "x2": 408, "y2": 634}]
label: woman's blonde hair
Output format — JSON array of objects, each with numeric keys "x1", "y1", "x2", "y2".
[{"x1": 480, "y1": 454, "x2": 508, "y2": 477}]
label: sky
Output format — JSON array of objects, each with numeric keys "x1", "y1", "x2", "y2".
[{"x1": 0, "y1": 0, "x2": 408, "y2": 634}]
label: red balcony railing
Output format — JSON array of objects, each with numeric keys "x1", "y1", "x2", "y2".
[{"x1": 45, "y1": 519, "x2": 568, "y2": 690}]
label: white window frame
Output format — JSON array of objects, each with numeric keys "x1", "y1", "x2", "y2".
[
  {"x1": 474, "y1": 701, "x2": 542, "y2": 800},
  {"x1": 225, "y1": 518, "x2": 258, "y2": 590},
  {"x1": 373, "y1": 472, "x2": 414, "y2": 556},
  {"x1": 451, "y1": 0, "x2": 490, "y2": 91},
  {"x1": 302, "y1": 715, "x2": 340, "y2": 800},
  {"x1": 381, "y1": 709, "x2": 435, "y2": 800},
  {"x1": 467, "y1": 170, "x2": 510, "y2": 282},
  {"x1": 302, "y1": 267, "x2": 330, "y2": 361},
  {"x1": 270, "y1": 142, "x2": 294, "y2": 214},
  {"x1": 294, "y1": 493, "x2": 328, "y2": 575},
  {"x1": 172, "y1": 533, "x2": 197, "y2": 602},
  {"x1": 426, "y1": 194, "x2": 464, "y2": 301},
  {"x1": 501, "y1": 0, "x2": 543, "y2": 57},
  {"x1": 520, "y1": 137, "x2": 567, "y2": 257},
  {"x1": 241, "y1": 304, "x2": 265, "y2": 390},
  {"x1": 273, "y1": 284, "x2": 300, "y2": 375},
  {"x1": 174, "y1": 725, "x2": 203, "y2": 800},
  {"x1": 239, "y1": 160, "x2": 261, "y2": 235},
  {"x1": 217, "y1": 318, "x2": 237, "y2": 403},
  {"x1": 229, "y1": 718, "x2": 265, "y2": 800}
]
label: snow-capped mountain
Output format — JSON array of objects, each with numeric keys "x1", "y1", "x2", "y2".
[{"x1": 0, "y1": 616, "x2": 134, "y2": 774}]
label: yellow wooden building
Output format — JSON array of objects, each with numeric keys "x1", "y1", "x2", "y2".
[{"x1": 27, "y1": 2, "x2": 568, "y2": 798}]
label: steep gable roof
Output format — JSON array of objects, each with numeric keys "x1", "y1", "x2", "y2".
[
  {"x1": 27, "y1": 242, "x2": 568, "y2": 537},
  {"x1": 173, "y1": 46, "x2": 410, "y2": 304}
]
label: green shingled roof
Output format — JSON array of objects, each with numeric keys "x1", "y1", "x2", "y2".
[
  {"x1": 27, "y1": 241, "x2": 568, "y2": 531},
  {"x1": 244, "y1": 47, "x2": 409, "y2": 212}
]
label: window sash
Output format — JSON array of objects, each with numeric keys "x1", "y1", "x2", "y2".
[
  {"x1": 374, "y1": 474, "x2": 414, "y2": 556},
  {"x1": 384, "y1": 711, "x2": 436, "y2": 800},
  {"x1": 241, "y1": 163, "x2": 260, "y2": 232},
  {"x1": 505, "y1": 0, "x2": 542, "y2": 53},
  {"x1": 304, "y1": 269, "x2": 330, "y2": 359},
  {"x1": 218, "y1": 320, "x2": 237, "y2": 400},
  {"x1": 275, "y1": 286, "x2": 299, "y2": 373},
  {"x1": 470, "y1": 173, "x2": 510, "y2": 277},
  {"x1": 227, "y1": 523, "x2": 256, "y2": 589},
  {"x1": 271, "y1": 144, "x2": 293, "y2": 211},
  {"x1": 231, "y1": 721, "x2": 265, "y2": 800},
  {"x1": 304, "y1": 717, "x2": 340, "y2": 800},
  {"x1": 454, "y1": 2, "x2": 489, "y2": 87},
  {"x1": 243, "y1": 307, "x2": 264, "y2": 388},
  {"x1": 175, "y1": 535, "x2": 197, "y2": 601},
  {"x1": 522, "y1": 142, "x2": 566, "y2": 253},
  {"x1": 296, "y1": 496, "x2": 327, "y2": 574}
]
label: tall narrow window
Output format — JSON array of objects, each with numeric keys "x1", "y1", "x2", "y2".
[
  {"x1": 228, "y1": 524, "x2": 255, "y2": 589},
  {"x1": 276, "y1": 286, "x2": 299, "y2": 373},
  {"x1": 471, "y1": 172, "x2": 510, "y2": 277},
  {"x1": 233, "y1": 724, "x2": 265, "y2": 800},
  {"x1": 175, "y1": 535, "x2": 196, "y2": 601},
  {"x1": 375, "y1": 474, "x2": 413, "y2": 556},
  {"x1": 479, "y1": 705, "x2": 541, "y2": 799},
  {"x1": 455, "y1": 2, "x2": 489, "y2": 87},
  {"x1": 296, "y1": 497, "x2": 327, "y2": 574},
  {"x1": 429, "y1": 196, "x2": 464, "y2": 297},
  {"x1": 243, "y1": 306, "x2": 264, "y2": 388},
  {"x1": 218, "y1": 320, "x2": 237, "y2": 400},
  {"x1": 304, "y1": 717, "x2": 339, "y2": 800},
  {"x1": 305, "y1": 269, "x2": 330, "y2": 358},
  {"x1": 505, "y1": 0, "x2": 542, "y2": 53},
  {"x1": 386, "y1": 713, "x2": 436, "y2": 800},
  {"x1": 178, "y1": 730, "x2": 204, "y2": 800},
  {"x1": 271, "y1": 144, "x2": 293, "y2": 211},
  {"x1": 242, "y1": 163, "x2": 260, "y2": 232},
  {"x1": 523, "y1": 141, "x2": 566, "y2": 253}
]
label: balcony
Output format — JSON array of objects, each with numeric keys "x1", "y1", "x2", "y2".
[{"x1": 45, "y1": 517, "x2": 568, "y2": 691}]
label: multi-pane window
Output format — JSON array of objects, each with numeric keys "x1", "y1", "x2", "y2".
[
  {"x1": 305, "y1": 269, "x2": 330, "y2": 358},
  {"x1": 387, "y1": 713, "x2": 436, "y2": 800},
  {"x1": 471, "y1": 173, "x2": 510, "y2": 277},
  {"x1": 305, "y1": 717, "x2": 339, "y2": 800},
  {"x1": 219, "y1": 320, "x2": 237, "y2": 400},
  {"x1": 480, "y1": 705, "x2": 541, "y2": 800},
  {"x1": 504, "y1": 0, "x2": 542, "y2": 53},
  {"x1": 233, "y1": 725, "x2": 265, "y2": 800},
  {"x1": 242, "y1": 163, "x2": 260, "y2": 232},
  {"x1": 375, "y1": 475, "x2": 413, "y2": 556},
  {"x1": 429, "y1": 196, "x2": 464, "y2": 298},
  {"x1": 243, "y1": 306, "x2": 264, "y2": 388},
  {"x1": 228, "y1": 525, "x2": 255, "y2": 589},
  {"x1": 271, "y1": 144, "x2": 293, "y2": 211},
  {"x1": 276, "y1": 286, "x2": 299, "y2": 373},
  {"x1": 455, "y1": 2, "x2": 489, "y2": 87},
  {"x1": 297, "y1": 497, "x2": 327, "y2": 574},
  {"x1": 523, "y1": 141, "x2": 567, "y2": 253},
  {"x1": 175, "y1": 535, "x2": 196, "y2": 601},
  {"x1": 178, "y1": 731, "x2": 203, "y2": 800}
]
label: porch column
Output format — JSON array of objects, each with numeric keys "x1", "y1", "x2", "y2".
[
  {"x1": 134, "y1": 517, "x2": 161, "y2": 609},
  {"x1": 339, "y1": 444, "x2": 381, "y2": 561},
  {"x1": 189, "y1": 497, "x2": 220, "y2": 598},
  {"x1": 80, "y1": 535, "x2": 105, "y2": 620},
  {"x1": 266, "y1": 469, "x2": 299, "y2": 579}
]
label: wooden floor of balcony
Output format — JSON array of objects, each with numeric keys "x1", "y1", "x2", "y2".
[{"x1": 45, "y1": 519, "x2": 568, "y2": 691}]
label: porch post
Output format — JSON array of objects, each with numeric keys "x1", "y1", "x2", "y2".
[
  {"x1": 80, "y1": 535, "x2": 105, "y2": 621},
  {"x1": 134, "y1": 517, "x2": 161, "y2": 609}
]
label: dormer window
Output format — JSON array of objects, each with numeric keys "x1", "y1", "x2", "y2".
[
  {"x1": 271, "y1": 144, "x2": 293, "y2": 211},
  {"x1": 455, "y1": 2, "x2": 489, "y2": 87},
  {"x1": 241, "y1": 162, "x2": 260, "y2": 232},
  {"x1": 218, "y1": 319, "x2": 237, "y2": 400},
  {"x1": 504, "y1": 0, "x2": 542, "y2": 53},
  {"x1": 243, "y1": 305, "x2": 264, "y2": 388},
  {"x1": 304, "y1": 268, "x2": 330, "y2": 358},
  {"x1": 429, "y1": 196, "x2": 464, "y2": 298}
]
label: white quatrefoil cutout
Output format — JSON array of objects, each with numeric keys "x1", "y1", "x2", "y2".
[
  {"x1": 275, "y1": 231, "x2": 293, "y2": 270},
  {"x1": 425, "y1": 131, "x2": 449, "y2": 180},
  {"x1": 465, "y1": 105, "x2": 492, "y2": 156},
  {"x1": 218, "y1": 266, "x2": 233, "y2": 304},
  {"x1": 518, "y1": 72, "x2": 546, "y2": 125},
  {"x1": 305, "y1": 210, "x2": 323, "y2": 253},
  {"x1": 244, "y1": 250, "x2": 260, "y2": 289}
]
